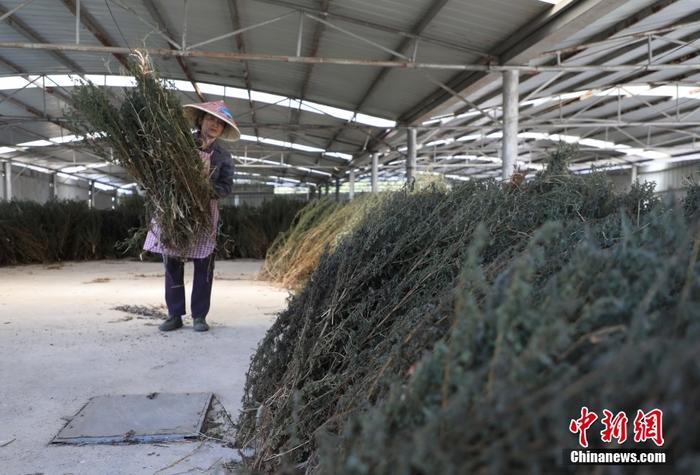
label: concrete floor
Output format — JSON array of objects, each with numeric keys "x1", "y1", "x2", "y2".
[{"x1": 0, "y1": 259, "x2": 289, "y2": 475}]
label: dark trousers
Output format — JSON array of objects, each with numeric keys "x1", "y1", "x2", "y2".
[{"x1": 163, "y1": 254, "x2": 216, "y2": 319}]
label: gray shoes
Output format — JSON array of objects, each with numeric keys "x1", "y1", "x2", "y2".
[
  {"x1": 158, "y1": 315, "x2": 209, "y2": 332},
  {"x1": 193, "y1": 317, "x2": 209, "y2": 332},
  {"x1": 159, "y1": 315, "x2": 183, "y2": 331}
]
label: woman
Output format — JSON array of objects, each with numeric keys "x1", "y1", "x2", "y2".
[{"x1": 143, "y1": 100, "x2": 238, "y2": 332}]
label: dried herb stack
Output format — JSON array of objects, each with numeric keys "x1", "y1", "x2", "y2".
[{"x1": 237, "y1": 147, "x2": 700, "y2": 474}]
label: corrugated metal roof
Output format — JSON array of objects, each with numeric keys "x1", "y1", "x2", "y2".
[
  {"x1": 0, "y1": 0, "x2": 699, "y2": 186},
  {"x1": 423, "y1": 0, "x2": 548, "y2": 52}
]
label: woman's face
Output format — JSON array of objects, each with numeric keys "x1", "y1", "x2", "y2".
[{"x1": 201, "y1": 113, "x2": 226, "y2": 141}]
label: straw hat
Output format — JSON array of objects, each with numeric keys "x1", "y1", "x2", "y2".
[{"x1": 183, "y1": 100, "x2": 241, "y2": 141}]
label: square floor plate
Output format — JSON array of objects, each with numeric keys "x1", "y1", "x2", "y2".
[{"x1": 52, "y1": 392, "x2": 213, "y2": 444}]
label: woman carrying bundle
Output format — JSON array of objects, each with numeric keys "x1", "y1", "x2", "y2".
[{"x1": 143, "y1": 100, "x2": 238, "y2": 332}]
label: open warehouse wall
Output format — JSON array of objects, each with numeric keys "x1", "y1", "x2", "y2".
[
  {"x1": 0, "y1": 162, "x2": 116, "y2": 209},
  {"x1": 606, "y1": 161, "x2": 700, "y2": 195}
]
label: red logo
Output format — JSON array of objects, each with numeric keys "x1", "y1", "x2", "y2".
[
  {"x1": 633, "y1": 409, "x2": 664, "y2": 447},
  {"x1": 569, "y1": 407, "x2": 598, "y2": 448},
  {"x1": 569, "y1": 408, "x2": 663, "y2": 447},
  {"x1": 600, "y1": 409, "x2": 628, "y2": 444}
]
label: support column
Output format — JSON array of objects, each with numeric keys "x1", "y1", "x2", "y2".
[
  {"x1": 335, "y1": 177, "x2": 340, "y2": 202},
  {"x1": 88, "y1": 180, "x2": 95, "y2": 209},
  {"x1": 49, "y1": 173, "x2": 57, "y2": 200},
  {"x1": 407, "y1": 128, "x2": 417, "y2": 186},
  {"x1": 324, "y1": 182, "x2": 329, "y2": 195},
  {"x1": 371, "y1": 153, "x2": 379, "y2": 195},
  {"x1": 3, "y1": 161, "x2": 11, "y2": 201},
  {"x1": 631, "y1": 165, "x2": 638, "y2": 185},
  {"x1": 501, "y1": 70, "x2": 519, "y2": 181},
  {"x1": 348, "y1": 169, "x2": 355, "y2": 201}
]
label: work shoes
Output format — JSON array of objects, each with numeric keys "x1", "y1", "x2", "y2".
[
  {"x1": 159, "y1": 315, "x2": 183, "y2": 331},
  {"x1": 193, "y1": 317, "x2": 209, "y2": 332}
]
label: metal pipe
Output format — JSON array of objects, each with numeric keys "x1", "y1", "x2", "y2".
[
  {"x1": 182, "y1": 0, "x2": 188, "y2": 49},
  {"x1": 304, "y1": 12, "x2": 410, "y2": 60},
  {"x1": 407, "y1": 127, "x2": 417, "y2": 185},
  {"x1": 110, "y1": 0, "x2": 182, "y2": 49},
  {"x1": 75, "y1": 0, "x2": 80, "y2": 44},
  {"x1": 296, "y1": 12, "x2": 303, "y2": 56},
  {"x1": 3, "y1": 41, "x2": 700, "y2": 72},
  {"x1": 501, "y1": 70, "x2": 519, "y2": 181},
  {"x1": 186, "y1": 11, "x2": 296, "y2": 50},
  {"x1": 3, "y1": 160, "x2": 11, "y2": 200},
  {"x1": 228, "y1": 121, "x2": 700, "y2": 130},
  {"x1": 543, "y1": 18, "x2": 700, "y2": 57},
  {"x1": 371, "y1": 153, "x2": 378, "y2": 195},
  {"x1": 0, "y1": 0, "x2": 36, "y2": 23}
]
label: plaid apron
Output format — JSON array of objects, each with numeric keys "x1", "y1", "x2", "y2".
[{"x1": 143, "y1": 150, "x2": 219, "y2": 259}]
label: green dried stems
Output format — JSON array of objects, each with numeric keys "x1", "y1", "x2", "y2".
[
  {"x1": 70, "y1": 51, "x2": 211, "y2": 256},
  {"x1": 238, "y1": 149, "x2": 700, "y2": 474}
]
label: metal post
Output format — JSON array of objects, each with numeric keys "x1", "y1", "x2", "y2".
[
  {"x1": 296, "y1": 13, "x2": 303, "y2": 57},
  {"x1": 335, "y1": 177, "x2": 340, "y2": 202},
  {"x1": 76, "y1": 0, "x2": 80, "y2": 44},
  {"x1": 182, "y1": 0, "x2": 189, "y2": 49},
  {"x1": 324, "y1": 182, "x2": 329, "y2": 195},
  {"x1": 631, "y1": 165, "x2": 638, "y2": 185},
  {"x1": 501, "y1": 70, "x2": 519, "y2": 181},
  {"x1": 407, "y1": 127, "x2": 417, "y2": 186},
  {"x1": 3, "y1": 161, "x2": 11, "y2": 201},
  {"x1": 88, "y1": 180, "x2": 94, "y2": 209},
  {"x1": 348, "y1": 169, "x2": 355, "y2": 201},
  {"x1": 50, "y1": 172, "x2": 57, "y2": 200},
  {"x1": 371, "y1": 153, "x2": 379, "y2": 195}
]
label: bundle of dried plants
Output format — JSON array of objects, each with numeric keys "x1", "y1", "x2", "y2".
[{"x1": 70, "y1": 51, "x2": 211, "y2": 256}]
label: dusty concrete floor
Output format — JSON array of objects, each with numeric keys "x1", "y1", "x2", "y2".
[{"x1": 0, "y1": 259, "x2": 289, "y2": 475}]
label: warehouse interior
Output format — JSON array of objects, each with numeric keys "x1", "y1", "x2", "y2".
[
  {"x1": 1, "y1": 1, "x2": 699, "y2": 474},
  {"x1": 0, "y1": 0, "x2": 698, "y2": 203}
]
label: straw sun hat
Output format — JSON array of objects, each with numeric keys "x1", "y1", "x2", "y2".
[{"x1": 183, "y1": 100, "x2": 241, "y2": 141}]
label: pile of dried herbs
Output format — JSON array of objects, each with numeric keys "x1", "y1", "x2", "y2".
[
  {"x1": 70, "y1": 51, "x2": 211, "y2": 257},
  {"x1": 0, "y1": 196, "x2": 303, "y2": 265},
  {"x1": 217, "y1": 197, "x2": 307, "y2": 260},
  {"x1": 261, "y1": 195, "x2": 381, "y2": 287},
  {"x1": 237, "y1": 150, "x2": 699, "y2": 474},
  {"x1": 0, "y1": 198, "x2": 142, "y2": 265}
]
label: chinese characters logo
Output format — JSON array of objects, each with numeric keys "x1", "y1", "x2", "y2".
[{"x1": 569, "y1": 407, "x2": 664, "y2": 448}]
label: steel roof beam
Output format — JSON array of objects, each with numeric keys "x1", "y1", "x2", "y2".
[
  {"x1": 399, "y1": 4, "x2": 699, "y2": 168},
  {"x1": 323, "y1": 0, "x2": 449, "y2": 170},
  {"x1": 227, "y1": 0, "x2": 260, "y2": 139},
  {"x1": 4, "y1": 40, "x2": 700, "y2": 72},
  {"x1": 60, "y1": 0, "x2": 129, "y2": 70},
  {"x1": 458, "y1": 18, "x2": 700, "y2": 151},
  {"x1": 289, "y1": 0, "x2": 330, "y2": 155},
  {"x1": 0, "y1": 3, "x2": 84, "y2": 73},
  {"x1": 141, "y1": 0, "x2": 204, "y2": 102},
  {"x1": 398, "y1": 0, "x2": 648, "y2": 125}
]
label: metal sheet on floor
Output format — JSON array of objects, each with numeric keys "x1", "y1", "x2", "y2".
[{"x1": 52, "y1": 392, "x2": 213, "y2": 444}]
